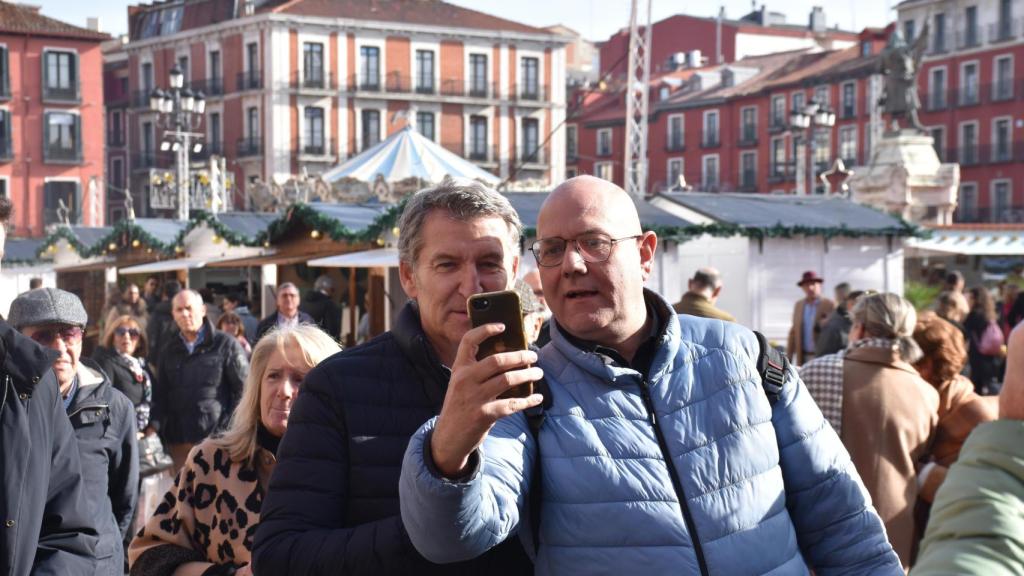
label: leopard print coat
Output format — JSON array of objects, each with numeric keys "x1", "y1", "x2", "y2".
[{"x1": 128, "y1": 438, "x2": 275, "y2": 576}]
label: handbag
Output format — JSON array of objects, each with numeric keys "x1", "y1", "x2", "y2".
[
  {"x1": 138, "y1": 433, "x2": 174, "y2": 477},
  {"x1": 976, "y1": 321, "x2": 1005, "y2": 356}
]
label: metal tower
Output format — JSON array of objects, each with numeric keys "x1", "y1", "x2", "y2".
[{"x1": 624, "y1": 0, "x2": 653, "y2": 199}]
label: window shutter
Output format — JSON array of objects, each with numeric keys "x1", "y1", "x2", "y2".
[
  {"x1": 0, "y1": 47, "x2": 8, "y2": 96},
  {"x1": 73, "y1": 52, "x2": 80, "y2": 100},
  {"x1": 42, "y1": 111, "x2": 50, "y2": 161},
  {"x1": 74, "y1": 114, "x2": 82, "y2": 160},
  {"x1": 3, "y1": 110, "x2": 10, "y2": 156},
  {"x1": 74, "y1": 181, "x2": 82, "y2": 223}
]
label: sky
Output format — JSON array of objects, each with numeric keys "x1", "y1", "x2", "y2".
[{"x1": 40, "y1": 0, "x2": 894, "y2": 41}]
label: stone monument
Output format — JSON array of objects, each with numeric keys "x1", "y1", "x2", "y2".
[{"x1": 849, "y1": 24, "x2": 960, "y2": 225}]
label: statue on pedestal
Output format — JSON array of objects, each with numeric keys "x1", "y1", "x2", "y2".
[{"x1": 878, "y1": 23, "x2": 929, "y2": 133}]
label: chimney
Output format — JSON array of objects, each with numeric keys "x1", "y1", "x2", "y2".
[
  {"x1": 86, "y1": 17, "x2": 101, "y2": 32},
  {"x1": 809, "y1": 6, "x2": 826, "y2": 34}
]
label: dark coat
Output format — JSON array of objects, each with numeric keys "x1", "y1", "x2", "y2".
[
  {"x1": 254, "y1": 310, "x2": 315, "y2": 342},
  {"x1": 146, "y1": 300, "x2": 174, "y2": 370},
  {"x1": 815, "y1": 306, "x2": 853, "y2": 357},
  {"x1": 0, "y1": 320, "x2": 99, "y2": 576},
  {"x1": 300, "y1": 290, "x2": 342, "y2": 340},
  {"x1": 68, "y1": 360, "x2": 139, "y2": 575},
  {"x1": 965, "y1": 311, "x2": 1001, "y2": 394},
  {"x1": 253, "y1": 302, "x2": 533, "y2": 575},
  {"x1": 151, "y1": 318, "x2": 249, "y2": 445},
  {"x1": 91, "y1": 345, "x2": 151, "y2": 409}
]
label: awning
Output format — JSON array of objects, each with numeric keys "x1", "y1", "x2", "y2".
[
  {"x1": 307, "y1": 248, "x2": 399, "y2": 268},
  {"x1": 119, "y1": 257, "x2": 223, "y2": 275},
  {"x1": 907, "y1": 229, "x2": 1024, "y2": 256}
]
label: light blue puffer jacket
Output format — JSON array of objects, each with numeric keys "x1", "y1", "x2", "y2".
[{"x1": 400, "y1": 292, "x2": 902, "y2": 575}]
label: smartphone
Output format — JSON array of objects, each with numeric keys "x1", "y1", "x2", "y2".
[{"x1": 467, "y1": 290, "x2": 534, "y2": 399}]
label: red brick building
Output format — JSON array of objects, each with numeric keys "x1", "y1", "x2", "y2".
[
  {"x1": 116, "y1": 0, "x2": 568, "y2": 217},
  {"x1": 0, "y1": 2, "x2": 108, "y2": 237}
]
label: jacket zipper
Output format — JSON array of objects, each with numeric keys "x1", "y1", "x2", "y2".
[
  {"x1": 638, "y1": 378, "x2": 710, "y2": 576},
  {"x1": 67, "y1": 402, "x2": 109, "y2": 419}
]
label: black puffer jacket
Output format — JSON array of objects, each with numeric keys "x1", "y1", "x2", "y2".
[
  {"x1": 300, "y1": 290, "x2": 342, "y2": 340},
  {"x1": 0, "y1": 320, "x2": 98, "y2": 576},
  {"x1": 146, "y1": 300, "x2": 173, "y2": 371},
  {"x1": 67, "y1": 359, "x2": 139, "y2": 575},
  {"x1": 151, "y1": 317, "x2": 248, "y2": 444},
  {"x1": 253, "y1": 302, "x2": 533, "y2": 575}
]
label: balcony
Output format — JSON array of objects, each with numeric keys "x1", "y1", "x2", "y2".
[
  {"x1": 595, "y1": 144, "x2": 613, "y2": 158},
  {"x1": 768, "y1": 117, "x2": 787, "y2": 133},
  {"x1": 43, "y1": 144, "x2": 80, "y2": 164},
  {"x1": 517, "y1": 147, "x2": 547, "y2": 166},
  {"x1": 107, "y1": 131, "x2": 126, "y2": 147},
  {"x1": 955, "y1": 27, "x2": 982, "y2": 50},
  {"x1": 985, "y1": 80, "x2": 1015, "y2": 103},
  {"x1": 739, "y1": 169, "x2": 757, "y2": 191},
  {"x1": 767, "y1": 165, "x2": 796, "y2": 184},
  {"x1": 297, "y1": 139, "x2": 335, "y2": 159},
  {"x1": 237, "y1": 137, "x2": 262, "y2": 157},
  {"x1": 700, "y1": 135, "x2": 720, "y2": 149},
  {"x1": 665, "y1": 135, "x2": 685, "y2": 152},
  {"x1": 955, "y1": 204, "x2": 1024, "y2": 224},
  {"x1": 42, "y1": 84, "x2": 78, "y2": 103},
  {"x1": 292, "y1": 71, "x2": 337, "y2": 92},
  {"x1": 987, "y1": 19, "x2": 1020, "y2": 44},
  {"x1": 925, "y1": 89, "x2": 949, "y2": 111},
  {"x1": 237, "y1": 70, "x2": 262, "y2": 91},
  {"x1": 131, "y1": 152, "x2": 171, "y2": 170},
  {"x1": 839, "y1": 105, "x2": 856, "y2": 120},
  {"x1": 440, "y1": 141, "x2": 499, "y2": 164},
  {"x1": 132, "y1": 89, "x2": 153, "y2": 109},
  {"x1": 346, "y1": 74, "x2": 506, "y2": 100},
  {"x1": 193, "y1": 77, "x2": 224, "y2": 97},
  {"x1": 957, "y1": 86, "x2": 981, "y2": 107},
  {"x1": 512, "y1": 83, "x2": 548, "y2": 103},
  {"x1": 738, "y1": 128, "x2": 758, "y2": 147},
  {"x1": 950, "y1": 146, "x2": 980, "y2": 166}
]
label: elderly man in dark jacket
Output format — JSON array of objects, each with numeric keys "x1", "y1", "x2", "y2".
[
  {"x1": 9, "y1": 288, "x2": 139, "y2": 575},
  {"x1": 253, "y1": 180, "x2": 533, "y2": 574},
  {"x1": 301, "y1": 275, "x2": 342, "y2": 340},
  {"x1": 148, "y1": 289, "x2": 248, "y2": 471}
]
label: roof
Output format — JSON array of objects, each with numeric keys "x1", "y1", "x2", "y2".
[
  {"x1": 306, "y1": 202, "x2": 392, "y2": 234},
  {"x1": 214, "y1": 212, "x2": 277, "y2": 242},
  {"x1": 268, "y1": 0, "x2": 554, "y2": 36},
  {"x1": 3, "y1": 238, "x2": 45, "y2": 263},
  {"x1": 0, "y1": 1, "x2": 109, "y2": 40},
  {"x1": 133, "y1": 218, "x2": 189, "y2": 246},
  {"x1": 503, "y1": 191, "x2": 696, "y2": 232},
  {"x1": 908, "y1": 227, "x2": 1024, "y2": 256},
  {"x1": 659, "y1": 193, "x2": 916, "y2": 236},
  {"x1": 67, "y1": 225, "x2": 115, "y2": 249}
]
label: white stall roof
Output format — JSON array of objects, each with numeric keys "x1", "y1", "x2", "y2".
[
  {"x1": 907, "y1": 228, "x2": 1024, "y2": 256},
  {"x1": 307, "y1": 248, "x2": 399, "y2": 268},
  {"x1": 119, "y1": 257, "x2": 227, "y2": 274}
]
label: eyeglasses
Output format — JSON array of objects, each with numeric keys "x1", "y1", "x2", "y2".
[
  {"x1": 30, "y1": 326, "x2": 83, "y2": 346},
  {"x1": 531, "y1": 233, "x2": 642, "y2": 268},
  {"x1": 114, "y1": 327, "x2": 141, "y2": 339}
]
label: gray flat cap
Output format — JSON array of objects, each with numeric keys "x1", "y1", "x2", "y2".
[{"x1": 8, "y1": 288, "x2": 88, "y2": 329}]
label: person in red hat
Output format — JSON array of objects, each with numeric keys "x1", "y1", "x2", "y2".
[{"x1": 787, "y1": 271, "x2": 836, "y2": 365}]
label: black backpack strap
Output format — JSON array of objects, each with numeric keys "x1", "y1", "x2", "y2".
[
  {"x1": 753, "y1": 331, "x2": 788, "y2": 406},
  {"x1": 525, "y1": 376, "x2": 551, "y2": 555}
]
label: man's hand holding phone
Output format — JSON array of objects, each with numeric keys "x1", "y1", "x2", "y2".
[{"x1": 430, "y1": 323, "x2": 544, "y2": 479}]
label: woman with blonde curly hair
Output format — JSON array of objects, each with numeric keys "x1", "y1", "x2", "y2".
[{"x1": 128, "y1": 324, "x2": 341, "y2": 576}]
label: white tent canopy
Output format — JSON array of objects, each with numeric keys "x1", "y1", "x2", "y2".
[
  {"x1": 307, "y1": 248, "x2": 399, "y2": 268},
  {"x1": 320, "y1": 126, "x2": 500, "y2": 185},
  {"x1": 907, "y1": 228, "x2": 1024, "y2": 256}
]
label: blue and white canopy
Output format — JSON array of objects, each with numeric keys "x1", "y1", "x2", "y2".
[{"x1": 321, "y1": 125, "x2": 500, "y2": 185}]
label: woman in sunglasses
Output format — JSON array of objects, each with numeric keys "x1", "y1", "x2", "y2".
[{"x1": 93, "y1": 315, "x2": 153, "y2": 432}]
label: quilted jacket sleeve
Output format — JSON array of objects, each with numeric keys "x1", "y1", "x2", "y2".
[
  {"x1": 253, "y1": 367, "x2": 427, "y2": 575},
  {"x1": 770, "y1": 358, "x2": 904, "y2": 575},
  {"x1": 108, "y1": 390, "x2": 140, "y2": 543},
  {"x1": 399, "y1": 413, "x2": 535, "y2": 564}
]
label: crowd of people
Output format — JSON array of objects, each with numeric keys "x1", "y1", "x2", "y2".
[{"x1": 2, "y1": 176, "x2": 1023, "y2": 576}]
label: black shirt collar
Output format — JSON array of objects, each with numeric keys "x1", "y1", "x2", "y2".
[{"x1": 559, "y1": 292, "x2": 666, "y2": 380}]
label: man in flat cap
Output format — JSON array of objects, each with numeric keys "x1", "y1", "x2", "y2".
[
  {"x1": 9, "y1": 288, "x2": 139, "y2": 576},
  {"x1": 0, "y1": 197, "x2": 99, "y2": 576}
]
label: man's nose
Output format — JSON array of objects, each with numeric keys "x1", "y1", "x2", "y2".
[{"x1": 560, "y1": 243, "x2": 587, "y2": 276}]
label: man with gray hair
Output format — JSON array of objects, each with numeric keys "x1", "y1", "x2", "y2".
[
  {"x1": 301, "y1": 274, "x2": 342, "y2": 340},
  {"x1": 256, "y1": 282, "x2": 314, "y2": 342},
  {"x1": 254, "y1": 178, "x2": 533, "y2": 574},
  {"x1": 672, "y1": 267, "x2": 735, "y2": 322},
  {"x1": 149, "y1": 289, "x2": 249, "y2": 471}
]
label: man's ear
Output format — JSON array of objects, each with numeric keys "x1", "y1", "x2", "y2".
[
  {"x1": 712, "y1": 286, "x2": 722, "y2": 299},
  {"x1": 638, "y1": 231, "x2": 657, "y2": 281},
  {"x1": 399, "y1": 260, "x2": 418, "y2": 300}
]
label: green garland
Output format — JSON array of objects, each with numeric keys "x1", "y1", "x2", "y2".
[
  {"x1": 35, "y1": 226, "x2": 91, "y2": 258},
  {"x1": 168, "y1": 210, "x2": 266, "y2": 249},
  {"x1": 522, "y1": 220, "x2": 923, "y2": 242},
  {"x1": 256, "y1": 201, "x2": 407, "y2": 245}
]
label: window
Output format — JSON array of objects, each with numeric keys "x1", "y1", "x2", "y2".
[
  {"x1": 740, "y1": 151, "x2": 756, "y2": 189},
  {"x1": 111, "y1": 157, "x2": 124, "y2": 191},
  {"x1": 141, "y1": 62, "x2": 154, "y2": 93},
  {"x1": 597, "y1": 128, "x2": 612, "y2": 156},
  {"x1": 303, "y1": 43, "x2": 324, "y2": 88},
  {"x1": 813, "y1": 128, "x2": 831, "y2": 169},
  {"x1": 44, "y1": 112, "x2": 80, "y2": 162},
  {"x1": 240, "y1": 107, "x2": 260, "y2": 155},
  {"x1": 0, "y1": 179, "x2": 6, "y2": 198},
  {"x1": 361, "y1": 109, "x2": 380, "y2": 151},
  {"x1": 959, "y1": 122, "x2": 978, "y2": 165},
  {"x1": 243, "y1": 42, "x2": 259, "y2": 89},
  {"x1": 791, "y1": 91, "x2": 805, "y2": 113},
  {"x1": 964, "y1": 6, "x2": 978, "y2": 47},
  {"x1": 930, "y1": 126, "x2": 945, "y2": 161},
  {"x1": 702, "y1": 155, "x2": 719, "y2": 189},
  {"x1": 960, "y1": 62, "x2": 979, "y2": 105},
  {"x1": 999, "y1": 0, "x2": 1013, "y2": 40},
  {"x1": 667, "y1": 114, "x2": 684, "y2": 150},
  {"x1": 469, "y1": 115, "x2": 488, "y2": 160},
  {"x1": 416, "y1": 50, "x2": 434, "y2": 93},
  {"x1": 43, "y1": 50, "x2": 78, "y2": 101},
  {"x1": 521, "y1": 57, "x2": 539, "y2": 100},
  {"x1": 44, "y1": 181, "x2": 80, "y2": 225},
  {"x1": 740, "y1": 107, "x2": 756, "y2": 143},
  {"x1": 995, "y1": 56, "x2": 1013, "y2": 101},
  {"x1": 209, "y1": 50, "x2": 222, "y2": 94},
  {"x1": 594, "y1": 162, "x2": 612, "y2": 181},
  {"x1": 929, "y1": 67, "x2": 947, "y2": 109},
  {"x1": 108, "y1": 110, "x2": 123, "y2": 146},
  {"x1": 565, "y1": 167, "x2": 579, "y2": 178},
  {"x1": 0, "y1": 46, "x2": 9, "y2": 98},
  {"x1": 771, "y1": 95, "x2": 786, "y2": 129},
  {"x1": 667, "y1": 158, "x2": 683, "y2": 188},
  {"x1": 566, "y1": 124, "x2": 578, "y2": 161},
  {"x1": 304, "y1": 107, "x2": 325, "y2": 154},
  {"x1": 993, "y1": 117, "x2": 1012, "y2": 162},
  {"x1": 159, "y1": 6, "x2": 183, "y2": 36},
  {"x1": 360, "y1": 46, "x2": 380, "y2": 90},
  {"x1": 814, "y1": 85, "x2": 829, "y2": 107},
  {"x1": 0, "y1": 109, "x2": 11, "y2": 159},
  {"x1": 142, "y1": 121, "x2": 154, "y2": 155},
  {"x1": 839, "y1": 125, "x2": 858, "y2": 166},
  {"x1": 702, "y1": 110, "x2": 719, "y2": 147},
  {"x1": 522, "y1": 118, "x2": 540, "y2": 162},
  {"x1": 416, "y1": 111, "x2": 435, "y2": 141},
  {"x1": 992, "y1": 180, "x2": 1012, "y2": 222},
  {"x1": 933, "y1": 13, "x2": 946, "y2": 52},
  {"x1": 841, "y1": 82, "x2": 856, "y2": 118},
  {"x1": 469, "y1": 54, "x2": 488, "y2": 97},
  {"x1": 177, "y1": 55, "x2": 189, "y2": 86},
  {"x1": 209, "y1": 112, "x2": 221, "y2": 152},
  {"x1": 771, "y1": 137, "x2": 786, "y2": 177},
  {"x1": 959, "y1": 183, "x2": 978, "y2": 221},
  {"x1": 903, "y1": 20, "x2": 916, "y2": 42}
]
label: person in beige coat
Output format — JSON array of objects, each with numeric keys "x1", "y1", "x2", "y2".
[
  {"x1": 786, "y1": 271, "x2": 835, "y2": 365},
  {"x1": 841, "y1": 293, "x2": 939, "y2": 569}
]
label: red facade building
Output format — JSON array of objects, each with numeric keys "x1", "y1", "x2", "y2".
[{"x1": 0, "y1": 2, "x2": 108, "y2": 237}]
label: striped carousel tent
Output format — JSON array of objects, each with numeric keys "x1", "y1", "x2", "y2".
[{"x1": 321, "y1": 125, "x2": 500, "y2": 185}]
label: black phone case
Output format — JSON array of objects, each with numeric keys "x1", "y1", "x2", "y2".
[{"x1": 467, "y1": 290, "x2": 534, "y2": 399}]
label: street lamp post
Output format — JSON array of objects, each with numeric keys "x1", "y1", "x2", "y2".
[
  {"x1": 150, "y1": 65, "x2": 206, "y2": 221},
  {"x1": 789, "y1": 100, "x2": 836, "y2": 195}
]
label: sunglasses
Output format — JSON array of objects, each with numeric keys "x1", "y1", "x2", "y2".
[
  {"x1": 30, "y1": 326, "x2": 83, "y2": 346},
  {"x1": 114, "y1": 327, "x2": 141, "y2": 339}
]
